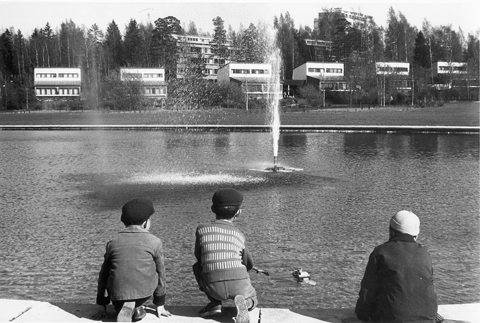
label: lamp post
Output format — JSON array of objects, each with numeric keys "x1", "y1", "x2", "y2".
[
  {"x1": 2, "y1": 83, "x2": 5, "y2": 110},
  {"x1": 245, "y1": 76, "x2": 249, "y2": 111}
]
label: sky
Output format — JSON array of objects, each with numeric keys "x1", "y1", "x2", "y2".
[{"x1": 0, "y1": 0, "x2": 479, "y2": 37}]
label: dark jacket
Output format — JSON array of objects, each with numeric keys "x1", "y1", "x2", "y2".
[
  {"x1": 355, "y1": 233, "x2": 438, "y2": 322},
  {"x1": 96, "y1": 226, "x2": 167, "y2": 306}
]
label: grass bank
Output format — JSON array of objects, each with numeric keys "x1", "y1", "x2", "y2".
[{"x1": 0, "y1": 101, "x2": 478, "y2": 127}]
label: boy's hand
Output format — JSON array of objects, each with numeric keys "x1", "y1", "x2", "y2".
[
  {"x1": 91, "y1": 305, "x2": 108, "y2": 320},
  {"x1": 157, "y1": 305, "x2": 173, "y2": 317}
]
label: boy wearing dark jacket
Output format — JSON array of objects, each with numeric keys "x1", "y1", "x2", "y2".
[
  {"x1": 95, "y1": 198, "x2": 172, "y2": 322},
  {"x1": 355, "y1": 210, "x2": 438, "y2": 322},
  {"x1": 193, "y1": 188, "x2": 257, "y2": 323}
]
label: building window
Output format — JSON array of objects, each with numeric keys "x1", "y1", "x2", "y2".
[
  {"x1": 144, "y1": 73, "x2": 163, "y2": 78},
  {"x1": 232, "y1": 69, "x2": 250, "y2": 74},
  {"x1": 251, "y1": 69, "x2": 269, "y2": 74},
  {"x1": 122, "y1": 73, "x2": 142, "y2": 79}
]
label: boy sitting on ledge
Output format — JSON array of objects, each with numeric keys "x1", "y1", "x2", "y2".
[
  {"x1": 94, "y1": 198, "x2": 172, "y2": 322},
  {"x1": 355, "y1": 210, "x2": 440, "y2": 322},
  {"x1": 193, "y1": 188, "x2": 257, "y2": 323}
]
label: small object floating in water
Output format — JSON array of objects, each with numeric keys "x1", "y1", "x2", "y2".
[
  {"x1": 263, "y1": 165, "x2": 303, "y2": 173},
  {"x1": 250, "y1": 165, "x2": 304, "y2": 173},
  {"x1": 292, "y1": 268, "x2": 316, "y2": 285}
]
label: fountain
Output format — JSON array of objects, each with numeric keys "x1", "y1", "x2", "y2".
[{"x1": 261, "y1": 47, "x2": 303, "y2": 173}]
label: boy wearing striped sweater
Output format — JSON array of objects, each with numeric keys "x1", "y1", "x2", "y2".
[{"x1": 193, "y1": 188, "x2": 257, "y2": 323}]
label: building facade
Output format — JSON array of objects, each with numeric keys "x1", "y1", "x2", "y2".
[
  {"x1": 34, "y1": 67, "x2": 81, "y2": 99},
  {"x1": 292, "y1": 62, "x2": 348, "y2": 91},
  {"x1": 120, "y1": 67, "x2": 167, "y2": 99},
  {"x1": 314, "y1": 8, "x2": 373, "y2": 31},
  {"x1": 173, "y1": 34, "x2": 235, "y2": 82},
  {"x1": 218, "y1": 63, "x2": 281, "y2": 100},
  {"x1": 304, "y1": 39, "x2": 333, "y2": 62},
  {"x1": 432, "y1": 61, "x2": 478, "y2": 100},
  {"x1": 375, "y1": 62, "x2": 412, "y2": 105}
]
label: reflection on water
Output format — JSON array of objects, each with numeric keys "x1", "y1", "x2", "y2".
[{"x1": 0, "y1": 131, "x2": 478, "y2": 309}]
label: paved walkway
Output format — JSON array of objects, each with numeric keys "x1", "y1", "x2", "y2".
[{"x1": 1, "y1": 299, "x2": 479, "y2": 322}]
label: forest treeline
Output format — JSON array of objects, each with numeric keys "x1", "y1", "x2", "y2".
[{"x1": 0, "y1": 6, "x2": 479, "y2": 110}]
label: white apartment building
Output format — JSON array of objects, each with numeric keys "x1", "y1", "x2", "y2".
[
  {"x1": 434, "y1": 61, "x2": 468, "y2": 76},
  {"x1": 173, "y1": 34, "x2": 234, "y2": 81},
  {"x1": 314, "y1": 8, "x2": 373, "y2": 31},
  {"x1": 375, "y1": 62, "x2": 410, "y2": 76},
  {"x1": 120, "y1": 68, "x2": 167, "y2": 98},
  {"x1": 292, "y1": 62, "x2": 348, "y2": 91},
  {"x1": 34, "y1": 67, "x2": 81, "y2": 98},
  {"x1": 218, "y1": 63, "x2": 281, "y2": 98}
]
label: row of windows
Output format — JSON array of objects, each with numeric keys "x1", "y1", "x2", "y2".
[
  {"x1": 377, "y1": 67, "x2": 409, "y2": 73},
  {"x1": 145, "y1": 87, "x2": 166, "y2": 95},
  {"x1": 232, "y1": 69, "x2": 270, "y2": 75},
  {"x1": 308, "y1": 68, "x2": 343, "y2": 73},
  {"x1": 36, "y1": 88, "x2": 80, "y2": 95},
  {"x1": 36, "y1": 73, "x2": 79, "y2": 78},
  {"x1": 438, "y1": 66, "x2": 467, "y2": 72},
  {"x1": 122, "y1": 73, "x2": 142, "y2": 79},
  {"x1": 121, "y1": 73, "x2": 164, "y2": 79},
  {"x1": 144, "y1": 73, "x2": 164, "y2": 78},
  {"x1": 177, "y1": 68, "x2": 219, "y2": 75}
]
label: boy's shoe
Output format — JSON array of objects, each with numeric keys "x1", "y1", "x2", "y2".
[
  {"x1": 117, "y1": 301, "x2": 135, "y2": 322},
  {"x1": 132, "y1": 306, "x2": 146, "y2": 322},
  {"x1": 198, "y1": 302, "x2": 222, "y2": 317},
  {"x1": 234, "y1": 295, "x2": 249, "y2": 323}
]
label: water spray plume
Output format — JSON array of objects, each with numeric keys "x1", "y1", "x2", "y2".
[{"x1": 261, "y1": 38, "x2": 302, "y2": 173}]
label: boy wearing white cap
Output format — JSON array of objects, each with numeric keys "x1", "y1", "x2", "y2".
[{"x1": 355, "y1": 210, "x2": 438, "y2": 322}]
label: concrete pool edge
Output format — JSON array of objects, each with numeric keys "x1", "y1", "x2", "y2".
[
  {"x1": 1, "y1": 299, "x2": 479, "y2": 322},
  {"x1": 0, "y1": 124, "x2": 479, "y2": 134}
]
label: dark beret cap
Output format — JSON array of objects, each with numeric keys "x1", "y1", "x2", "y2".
[
  {"x1": 121, "y1": 198, "x2": 155, "y2": 225},
  {"x1": 212, "y1": 188, "x2": 243, "y2": 207}
]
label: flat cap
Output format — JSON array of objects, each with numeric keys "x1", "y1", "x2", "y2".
[
  {"x1": 120, "y1": 198, "x2": 155, "y2": 225},
  {"x1": 212, "y1": 188, "x2": 243, "y2": 207}
]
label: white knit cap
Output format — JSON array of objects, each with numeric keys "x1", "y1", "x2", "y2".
[{"x1": 390, "y1": 210, "x2": 420, "y2": 236}]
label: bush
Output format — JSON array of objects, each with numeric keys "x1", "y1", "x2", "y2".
[{"x1": 298, "y1": 84, "x2": 324, "y2": 108}]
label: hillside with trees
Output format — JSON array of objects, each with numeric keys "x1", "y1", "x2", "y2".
[{"x1": 0, "y1": 6, "x2": 478, "y2": 110}]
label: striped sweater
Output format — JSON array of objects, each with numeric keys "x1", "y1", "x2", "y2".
[{"x1": 195, "y1": 220, "x2": 253, "y2": 284}]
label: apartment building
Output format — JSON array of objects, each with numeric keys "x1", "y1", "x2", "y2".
[
  {"x1": 304, "y1": 39, "x2": 333, "y2": 62},
  {"x1": 34, "y1": 67, "x2": 81, "y2": 99},
  {"x1": 432, "y1": 61, "x2": 478, "y2": 99},
  {"x1": 292, "y1": 62, "x2": 348, "y2": 90},
  {"x1": 120, "y1": 68, "x2": 167, "y2": 99},
  {"x1": 173, "y1": 34, "x2": 235, "y2": 81},
  {"x1": 218, "y1": 63, "x2": 281, "y2": 99},
  {"x1": 314, "y1": 8, "x2": 373, "y2": 31},
  {"x1": 375, "y1": 62, "x2": 412, "y2": 105}
]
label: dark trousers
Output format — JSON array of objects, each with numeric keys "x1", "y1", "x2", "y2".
[
  {"x1": 193, "y1": 262, "x2": 258, "y2": 310},
  {"x1": 112, "y1": 296, "x2": 151, "y2": 314}
]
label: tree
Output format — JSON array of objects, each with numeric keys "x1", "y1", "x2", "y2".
[
  {"x1": 0, "y1": 29, "x2": 17, "y2": 78},
  {"x1": 41, "y1": 22, "x2": 55, "y2": 67},
  {"x1": 151, "y1": 16, "x2": 182, "y2": 81},
  {"x1": 139, "y1": 21, "x2": 154, "y2": 67},
  {"x1": 103, "y1": 20, "x2": 123, "y2": 74},
  {"x1": 384, "y1": 7, "x2": 417, "y2": 62},
  {"x1": 274, "y1": 12, "x2": 296, "y2": 79},
  {"x1": 211, "y1": 16, "x2": 229, "y2": 63},
  {"x1": 124, "y1": 19, "x2": 143, "y2": 67},
  {"x1": 241, "y1": 23, "x2": 260, "y2": 63},
  {"x1": 186, "y1": 21, "x2": 198, "y2": 36},
  {"x1": 414, "y1": 31, "x2": 431, "y2": 68}
]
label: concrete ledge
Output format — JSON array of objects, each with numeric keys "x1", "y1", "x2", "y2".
[
  {"x1": 0, "y1": 124, "x2": 478, "y2": 134},
  {"x1": 1, "y1": 299, "x2": 478, "y2": 322}
]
